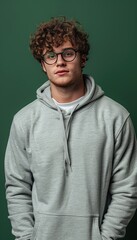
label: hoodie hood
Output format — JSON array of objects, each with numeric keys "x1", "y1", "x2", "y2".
[
  {"x1": 37, "y1": 74, "x2": 104, "y2": 174},
  {"x1": 37, "y1": 74, "x2": 104, "y2": 109}
]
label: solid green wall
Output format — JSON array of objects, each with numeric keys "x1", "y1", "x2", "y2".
[{"x1": 1, "y1": 1, "x2": 137, "y2": 239}]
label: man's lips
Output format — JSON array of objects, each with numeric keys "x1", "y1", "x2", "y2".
[{"x1": 55, "y1": 70, "x2": 69, "y2": 75}]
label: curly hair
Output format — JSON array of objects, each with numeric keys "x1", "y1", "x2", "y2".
[{"x1": 29, "y1": 16, "x2": 90, "y2": 63}]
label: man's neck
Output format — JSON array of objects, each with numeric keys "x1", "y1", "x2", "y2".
[{"x1": 50, "y1": 80, "x2": 85, "y2": 103}]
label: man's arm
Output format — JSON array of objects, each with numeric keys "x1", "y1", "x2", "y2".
[
  {"x1": 5, "y1": 117, "x2": 34, "y2": 240},
  {"x1": 101, "y1": 117, "x2": 137, "y2": 240}
]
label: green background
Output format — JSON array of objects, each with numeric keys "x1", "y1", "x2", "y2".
[{"x1": 1, "y1": 1, "x2": 137, "y2": 239}]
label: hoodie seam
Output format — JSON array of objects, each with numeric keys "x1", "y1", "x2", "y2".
[
  {"x1": 37, "y1": 211, "x2": 99, "y2": 218},
  {"x1": 13, "y1": 117, "x2": 32, "y2": 163},
  {"x1": 115, "y1": 114, "x2": 130, "y2": 140}
]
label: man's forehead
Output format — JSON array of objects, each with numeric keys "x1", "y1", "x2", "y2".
[{"x1": 44, "y1": 41, "x2": 75, "y2": 53}]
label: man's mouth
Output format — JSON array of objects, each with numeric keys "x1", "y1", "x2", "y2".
[{"x1": 55, "y1": 70, "x2": 69, "y2": 75}]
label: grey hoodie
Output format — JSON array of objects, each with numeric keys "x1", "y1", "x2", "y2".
[{"x1": 5, "y1": 75, "x2": 137, "y2": 240}]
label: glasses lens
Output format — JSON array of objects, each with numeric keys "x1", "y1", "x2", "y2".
[
  {"x1": 43, "y1": 48, "x2": 77, "y2": 64},
  {"x1": 44, "y1": 52, "x2": 57, "y2": 64},
  {"x1": 63, "y1": 49, "x2": 76, "y2": 62}
]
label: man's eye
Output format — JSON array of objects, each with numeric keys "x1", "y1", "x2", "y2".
[
  {"x1": 47, "y1": 53, "x2": 56, "y2": 59},
  {"x1": 64, "y1": 51, "x2": 74, "y2": 57}
]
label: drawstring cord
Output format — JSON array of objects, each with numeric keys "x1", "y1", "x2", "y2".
[{"x1": 57, "y1": 105, "x2": 79, "y2": 175}]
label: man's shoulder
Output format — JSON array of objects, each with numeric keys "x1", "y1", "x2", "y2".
[
  {"x1": 98, "y1": 96, "x2": 130, "y2": 128},
  {"x1": 95, "y1": 95, "x2": 132, "y2": 137},
  {"x1": 101, "y1": 95, "x2": 129, "y2": 116},
  {"x1": 13, "y1": 99, "x2": 41, "y2": 124}
]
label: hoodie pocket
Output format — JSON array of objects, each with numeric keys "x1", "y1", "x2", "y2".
[
  {"x1": 30, "y1": 215, "x2": 41, "y2": 240},
  {"x1": 91, "y1": 217, "x2": 102, "y2": 240},
  {"x1": 32, "y1": 213, "x2": 102, "y2": 240}
]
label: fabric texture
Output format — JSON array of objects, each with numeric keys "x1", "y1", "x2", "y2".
[{"x1": 5, "y1": 75, "x2": 137, "y2": 240}]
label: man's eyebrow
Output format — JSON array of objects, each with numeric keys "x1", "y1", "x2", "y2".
[{"x1": 50, "y1": 47, "x2": 74, "y2": 53}]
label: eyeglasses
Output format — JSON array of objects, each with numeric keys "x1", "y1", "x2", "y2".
[{"x1": 42, "y1": 48, "x2": 78, "y2": 65}]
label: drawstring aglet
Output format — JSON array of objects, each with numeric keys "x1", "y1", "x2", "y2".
[{"x1": 64, "y1": 160, "x2": 72, "y2": 176}]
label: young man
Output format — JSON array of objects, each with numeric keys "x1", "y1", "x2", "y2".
[{"x1": 5, "y1": 17, "x2": 137, "y2": 240}]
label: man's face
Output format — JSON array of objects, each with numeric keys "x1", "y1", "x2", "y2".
[{"x1": 41, "y1": 41, "x2": 86, "y2": 90}]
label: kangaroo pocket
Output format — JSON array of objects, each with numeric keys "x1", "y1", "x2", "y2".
[{"x1": 31, "y1": 213, "x2": 102, "y2": 240}]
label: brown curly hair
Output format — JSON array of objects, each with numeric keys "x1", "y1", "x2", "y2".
[{"x1": 29, "y1": 16, "x2": 90, "y2": 63}]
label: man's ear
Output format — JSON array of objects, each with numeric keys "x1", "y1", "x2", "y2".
[
  {"x1": 41, "y1": 61, "x2": 47, "y2": 73},
  {"x1": 81, "y1": 55, "x2": 86, "y2": 68}
]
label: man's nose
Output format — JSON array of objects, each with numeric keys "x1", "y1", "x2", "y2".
[{"x1": 56, "y1": 54, "x2": 66, "y2": 66}]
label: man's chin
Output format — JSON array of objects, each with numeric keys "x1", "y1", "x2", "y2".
[{"x1": 50, "y1": 79, "x2": 74, "y2": 88}]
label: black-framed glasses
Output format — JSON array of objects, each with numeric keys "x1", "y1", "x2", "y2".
[{"x1": 42, "y1": 48, "x2": 78, "y2": 65}]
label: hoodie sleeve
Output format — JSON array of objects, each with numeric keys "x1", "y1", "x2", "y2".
[
  {"x1": 101, "y1": 116, "x2": 137, "y2": 240},
  {"x1": 4, "y1": 117, "x2": 34, "y2": 240}
]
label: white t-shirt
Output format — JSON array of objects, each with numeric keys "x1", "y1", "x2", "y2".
[{"x1": 52, "y1": 96, "x2": 85, "y2": 114}]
